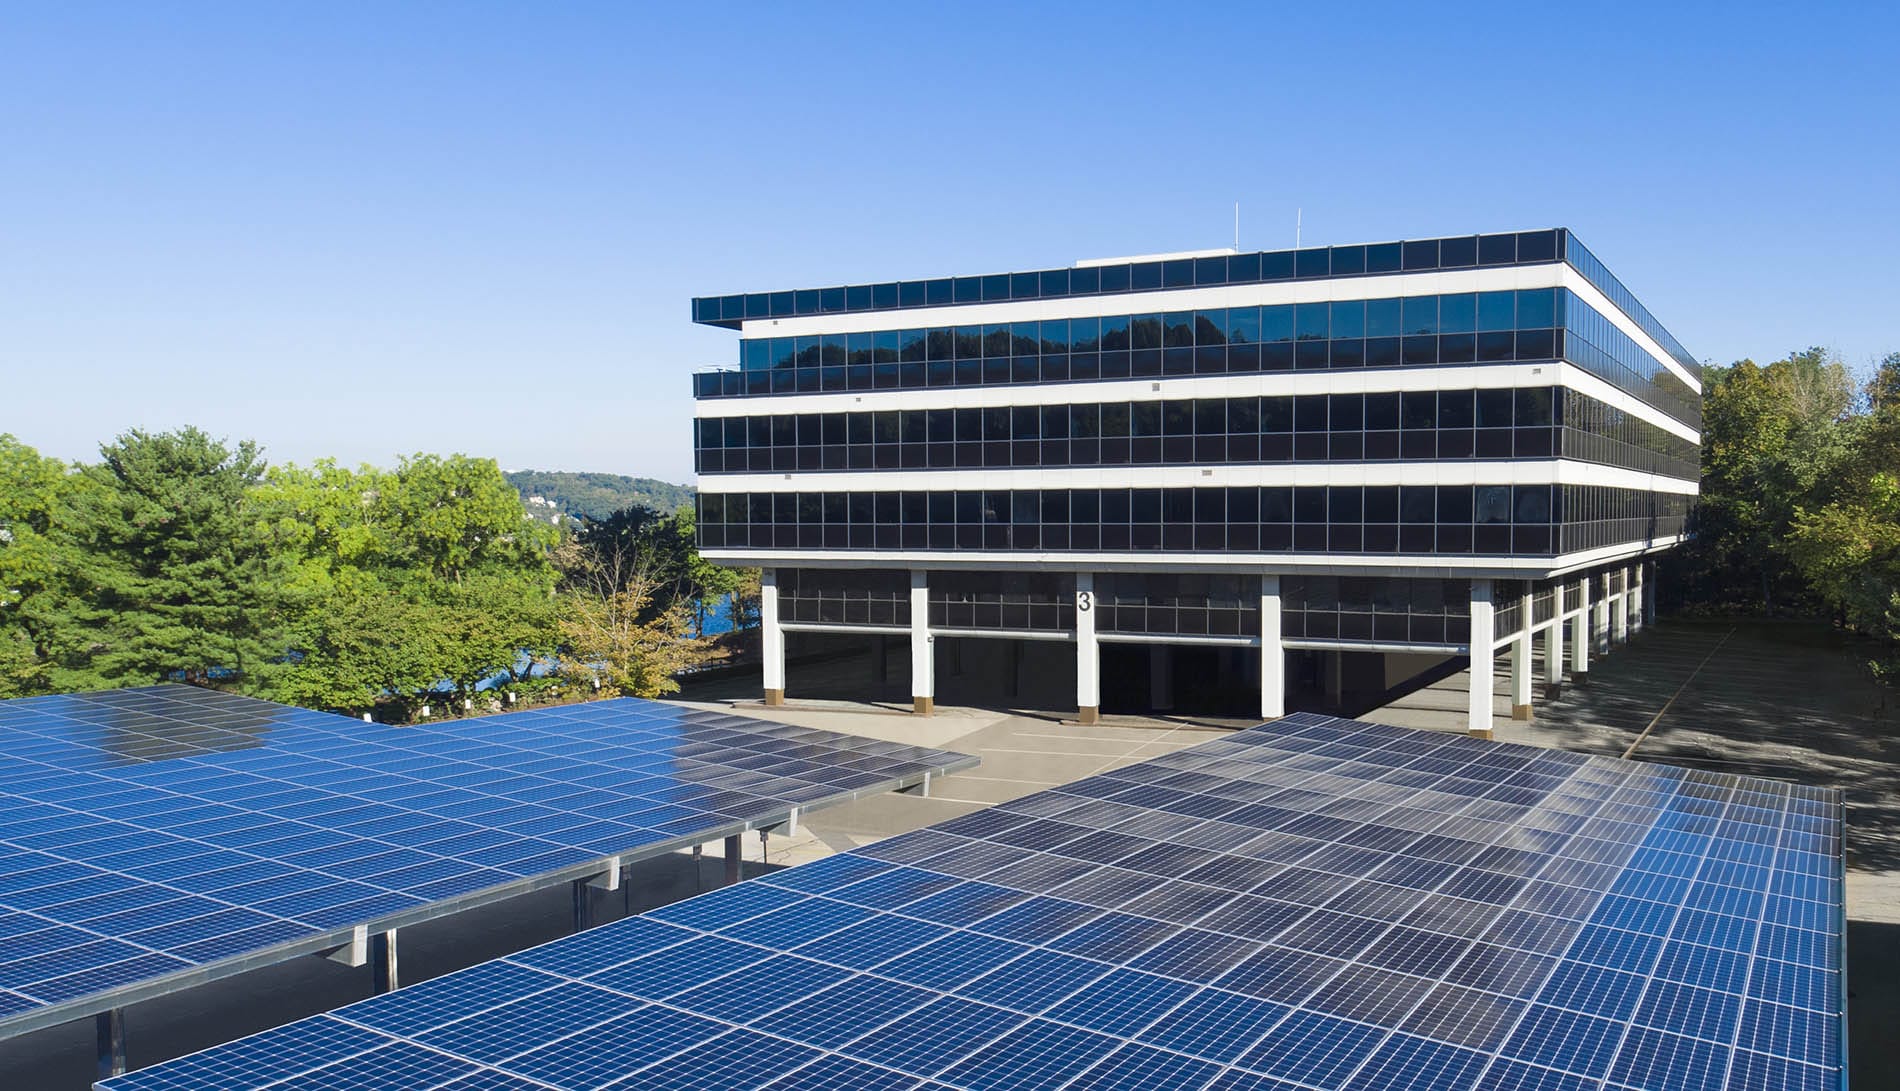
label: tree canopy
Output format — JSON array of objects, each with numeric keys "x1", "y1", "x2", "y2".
[{"x1": 0, "y1": 429, "x2": 739, "y2": 715}]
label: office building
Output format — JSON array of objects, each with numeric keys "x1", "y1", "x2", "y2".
[{"x1": 690, "y1": 229, "x2": 1696, "y2": 734}]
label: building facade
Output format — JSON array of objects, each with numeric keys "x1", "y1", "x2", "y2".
[{"x1": 690, "y1": 230, "x2": 1697, "y2": 734}]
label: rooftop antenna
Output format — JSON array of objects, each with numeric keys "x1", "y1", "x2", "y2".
[
  {"x1": 1295, "y1": 208, "x2": 1302, "y2": 248},
  {"x1": 1234, "y1": 202, "x2": 1240, "y2": 251}
]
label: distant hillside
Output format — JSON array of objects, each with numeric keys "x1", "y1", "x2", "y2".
[{"x1": 505, "y1": 471, "x2": 696, "y2": 525}]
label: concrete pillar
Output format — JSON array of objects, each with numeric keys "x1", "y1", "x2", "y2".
[
  {"x1": 371, "y1": 929, "x2": 399, "y2": 994},
  {"x1": 1511, "y1": 588, "x2": 1534, "y2": 720},
  {"x1": 1631, "y1": 564, "x2": 1646, "y2": 632},
  {"x1": 1613, "y1": 567, "x2": 1630, "y2": 645},
  {"x1": 1570, "y1": 576, "x2": 1590, "y2": 682},
  {"x1": 760, "y1": 568, "x2": 785, "y2": 705},
  {"x1": 910, "y1": 571, "x2": 933, "y2": 715},
  {"x1": 1076, "y1": 573, "x2": 1099, "y2": 724},
  {"x1": 96, "y1": 1009, "x2": 126, "y2": 1081},
  {"x1": 1261, "y1": 575, "x2": 1285, "y2": 720},
  {"x1": 724, "y1": 834, "x2": 742, "y2": 885},
  {"x1": 1150, "y1": 645, "x2": 1174, "y2": 712},
  {"x1": 1595, "y1": 573, "x2": 1613, "y2": 654},
  {"x1": 1543, "y1": 596, "x2": 1564, "y2": 698},
  {"x1": 1645, "y1": 561, "x2": 1658, "y2": 625},
  {"x1": 1468, "y1": 580, "x2": 1495, "y2": 738}
]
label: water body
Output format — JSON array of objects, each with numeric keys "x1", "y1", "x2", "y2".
[{"x1": 696, "y1": 593, "x2": 742, "y2": 637}]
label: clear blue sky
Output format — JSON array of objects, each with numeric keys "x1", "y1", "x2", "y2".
[{"x1": 4, "y1": 2, "x2": 1895, "y2": 483}]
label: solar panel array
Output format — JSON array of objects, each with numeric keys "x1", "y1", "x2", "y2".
[
  {"x1": 0, "y1": 685, "x2": 976, "y2": 1038},
  {"x1": 103, "y1": 711, "x2": 1846, "y2": 1091}
]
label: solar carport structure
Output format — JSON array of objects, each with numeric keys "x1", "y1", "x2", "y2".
[
  {"x1": 0, "y1": 686, "x2": 975, "y2": 1079},
  {"x1": 101, "y1": 711, "x2": 1847, "y2": 1091}
]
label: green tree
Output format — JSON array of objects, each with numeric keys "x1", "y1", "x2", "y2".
[
  {"x1": 556, "y1": 528, "x2": 709, "y2": 697},
  {"x1": 574, "y1": 503, "x2": 739, "y2": 633},
  {"x1": 272, "y1": 577, "x2": 446, "y2": 714},
  {"x1": 55, "y1": 428, "x2": 285, "y2": 690},
  {"x1": 1668, "y1": 348, "x2": 1856, "y2": 613},
  {"x1": 381, "y1": 453, "x2": 558, "y2": 584},
  {"x1": 427, "y1": 572, "x2": 561, "y2": 706},
  {"x1": 1788, "y1": 473, "x2": 1900, "y2": 637},
  {"x1": 262, "y1": 453, "x2": 561, "y2": 713},
  {"x1": 0, "y1": 435, "x2": 79, "y2": 696}
]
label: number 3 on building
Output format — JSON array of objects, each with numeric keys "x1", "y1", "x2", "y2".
[{"x1": 1076, "y1": 590, "x2": 1093, "y2": 612}]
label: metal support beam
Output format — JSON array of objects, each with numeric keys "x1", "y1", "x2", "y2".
[
  {"x1": 586, "y1": 856, "x2": 624, "y2": 892},
  {"x1": 1468, "y1": 580, "x2": 1495, "y2": 739},
  {"x1": 723, "y1": 834, "x2": 742, "y2": 885},
  {"x1": 571, "y1": 878, "x2": 592, "y2": 932},
  {"x1": 1261, "y1": 574, "x2": 1285, "y2": 720},
  {"x1": 96, "y1": 1008, "x2": 126, "y2": 1081},
  {"x1": 321, "y1": 924, "x2": 369, "y2": 967},
  {"x1": 370, "y1": 929, "x2": 399, "y2": 994}
]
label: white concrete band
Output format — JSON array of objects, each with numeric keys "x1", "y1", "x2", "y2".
[
  {"x1": 704, "y1": 533, "x2": 1689, "y2": 580},
  {"x1": 701, "y1": 460, "x2": 1699, "y2": 496},
  {"x1": 694, "y1": 361, "x2": 1700, "y2": 445},
  {"x1": 738, "y1": 263, "x2": 1700, "y2": 395}
]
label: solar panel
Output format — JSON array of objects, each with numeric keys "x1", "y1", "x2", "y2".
[
  {"x1": 0, "y1": 685, "x2": 976, "y2": 1040},
  {"x1": 99, "y1": 711, "x2": 1846, "y2": 1091}
]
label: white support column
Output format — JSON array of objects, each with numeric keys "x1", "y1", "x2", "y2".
[
  {"x1": 1468, "y1": 579, "x2": 1495, "y2": 739},
  {"x1": 1543, "y1": 594, "x2": 1565, "y2": 697},
  {"x1": 1570, "y1": 576, "x2": 1590, "y2": 681},
  {"x1": 1631, "y1": 563, "x2": 1646, "y2": 633},
  {"x1": 1261, "y1": 575, "x2": 1285, "y2": 721},
  {"x1": 1075, "y1": 572, "x2": 1099, "y2": 724},
  {"x1": 1511, "y1": 587, "x2": 1534, "y2": 721},
  {"x1": 1644, "y1": 561, "x2": 1657, "y2": 626},
  {"x1": 910, "y1": 570, "x2": 933, "y2": 715},
  {"x1": 760, "y1": 568, "x2": 785, "y2": 705},
  {"x1": 1595, "y1": 573, "x2": 1613, "y2": 654},
  {"x1": 1613, "y1": 567, "x2": 1630, "y2": 645}
]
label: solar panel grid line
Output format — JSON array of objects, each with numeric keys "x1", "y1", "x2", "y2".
[
  {"x1": 1482, "y1": 794, "x2": 1740, "y2": 1087},
  {"x1": 0, "y1": 687, "x2": 974, "y2": 1040},
  {"x1": 801, "y1": 752, "x2": 1558, "y2": 1087},
  {"x1": 98, "y1": 713, "x2": 1845, "y2": 1091},
  {"x1": 627, "y1": 887, "x2": 1276, "y2": 1084}
]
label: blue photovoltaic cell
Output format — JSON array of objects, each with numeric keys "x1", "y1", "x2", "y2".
[
  {"x1": 102, "y1": 712, "x2": 1846, "y2": 1091},
  {"x1": 0, "y1": 685, "x2": 973, "y2": 1038}
]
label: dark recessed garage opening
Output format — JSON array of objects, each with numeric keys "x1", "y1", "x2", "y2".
[
  {"x1": 1099, "y1": 642, "x2": 1261, "y2": 718},
  {"x1": 780, "y1": 630, "x2": 910, "y2": 704}
]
